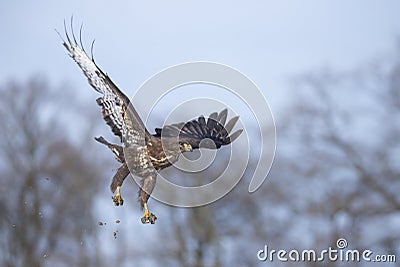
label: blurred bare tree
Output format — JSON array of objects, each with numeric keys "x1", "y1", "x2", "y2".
[
  {"x1": 0, "y1": 79, "x2": 107, "y2": 267},
  {"x1": 2, "y1": 49, "x2": 398, "y2": 267},
  {"x1": 113, "y1": 50, "x2": 400, "y2": 266},
  {"x1": 273, "y1": 53, "x2": 400, "y2": 264}
]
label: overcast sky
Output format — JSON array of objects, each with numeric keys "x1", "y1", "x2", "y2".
[
  {"x1": 1, "y1": 2, "x2": 400, "y2": 264},
  {"x1": 1, "y1": 0, "x2": 400, "y2": 115}
]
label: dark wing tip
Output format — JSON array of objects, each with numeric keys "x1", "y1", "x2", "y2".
[
  {"x1": 154, "y1": 109, "x2": 241, "y2": 149},
  {"x1": 224, "y1": 116, "x2": 239, "y2": 134},
  {"x1": 174, "y1": 109, "x2": 241, "y2": 149},
  {"x1": 94, "y1": 136, "x2": 106, "y2": 143},
  {"x1": 227, "y1": 129, "x2": 243, "y2": 143},
  {"x1": 55, "y1": 28, "x2": 66, "y2": 44},
  {"x1": 218, "y1": 109, "x2": 228, "y2": 125}
]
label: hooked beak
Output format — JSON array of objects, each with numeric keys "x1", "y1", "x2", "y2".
[{"x1": 183, "y1": 143, "x2": 193, "y2": 152}]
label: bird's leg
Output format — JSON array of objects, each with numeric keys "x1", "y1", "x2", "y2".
[
  {"x1": 112, "y1": 186, "x2": 124, "y2": 206},
  {"x1": 141, "y1": 202, "x2": 157, "y2": 224}
]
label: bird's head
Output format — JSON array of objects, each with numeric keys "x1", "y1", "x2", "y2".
[{"x1": 179, "y1": 142, "x2": 193, "y2": 152}]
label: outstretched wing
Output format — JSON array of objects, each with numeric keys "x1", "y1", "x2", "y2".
[
  {"x1": 60, "y1": 23, "x2": 151, "y2": 144},
  {"x1": 154, "y1": 109, "x2": 242, "y2": 149},
  {"x1": 60, "y1": 22, "x2": 155, "y2": 176}
]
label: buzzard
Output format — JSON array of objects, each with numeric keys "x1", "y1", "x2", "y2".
[{"x1": 59, "y1": 24, "x2": 242, "y2": 224}]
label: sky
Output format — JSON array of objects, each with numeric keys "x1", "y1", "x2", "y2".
[
  {"x1": 1, "y1": 0, "x2": 400, "y2": 116},
  {"x1": 1, "y1": 1, "x2": 400, "y2": 265}
]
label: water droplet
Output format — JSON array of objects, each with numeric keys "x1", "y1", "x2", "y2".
[
  {"x1": 43, "y1": 253, "x2": 48, "y2": 259},
  {"x1": 12, "y1": 224, "x2": 16, "y2": 228}
]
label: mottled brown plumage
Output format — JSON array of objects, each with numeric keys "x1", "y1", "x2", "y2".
[{"x1": 60, "y1": 22, "x2": 242, "y2": 224}]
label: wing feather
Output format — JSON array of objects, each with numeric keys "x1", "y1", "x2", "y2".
[
  {"x1": 217, "y1": 109, "x2": 227, "y2": 125},
  {"x1": 224, "y1": 116, "x2": 240, "y2": 134},
  {"x1": 154, "y1": 109, "x2": 242, "y2": 149},
  {"x1": 207, "y1": 112, "x2": 218, "y2": 130},
  {"x1": 61, "y1": 25, "x2": 151, "y2": 143},
  {"x1": 60, "y1": 23, "x2": 154, "y2": 176}
]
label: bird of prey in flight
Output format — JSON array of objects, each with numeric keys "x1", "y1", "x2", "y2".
[{"x1": 59, "y1": 22, "x2": 242, "y2": 224}]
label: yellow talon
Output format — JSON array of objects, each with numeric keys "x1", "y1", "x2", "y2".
[
  {"x1": 112, "y1": 186, "x2": 124, "y2": 206},
  {"x1": 141, "y1": 203, "x2": 157, "y2": 224}
]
